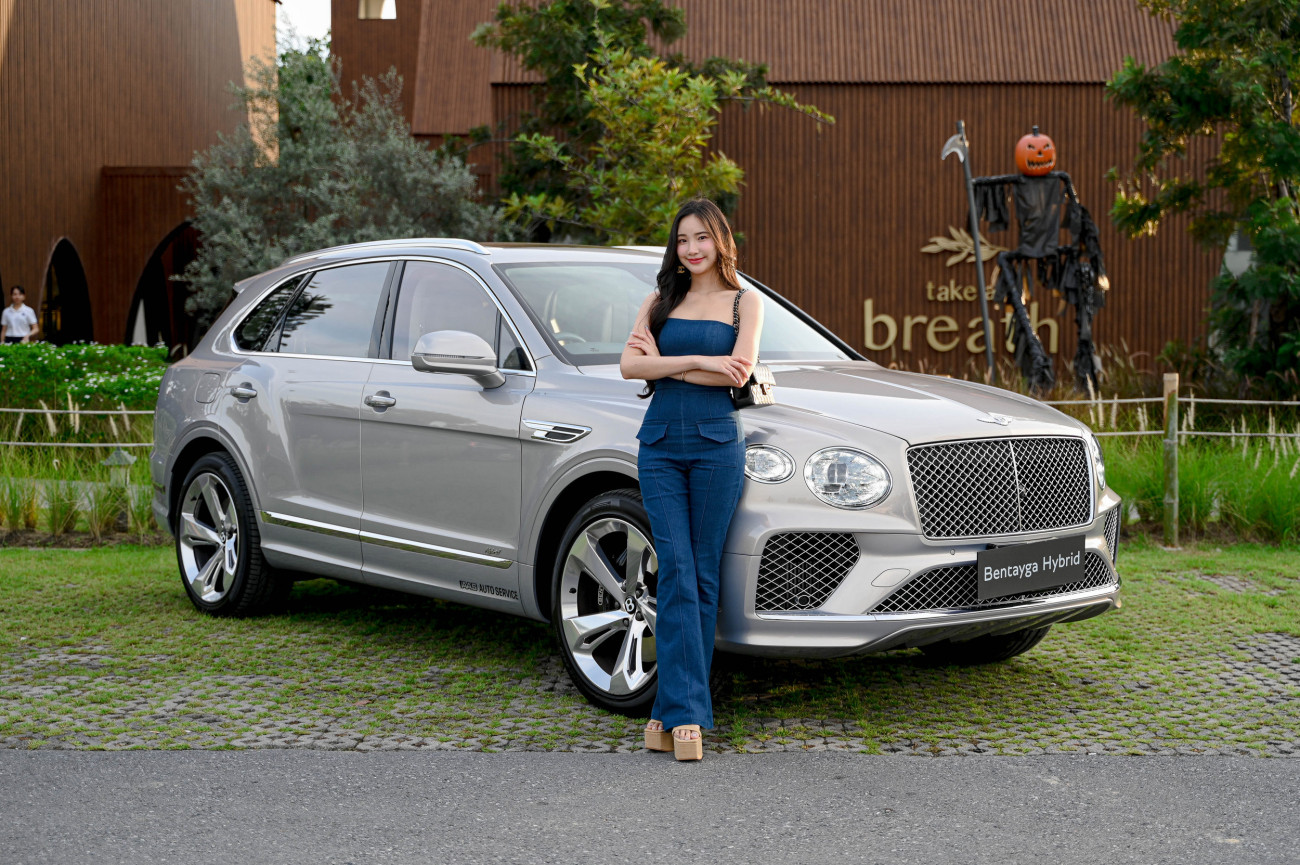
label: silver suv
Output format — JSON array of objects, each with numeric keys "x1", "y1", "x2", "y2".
[{"x1": 152, "y1": 239, "x2": 1121, "y2": 714}]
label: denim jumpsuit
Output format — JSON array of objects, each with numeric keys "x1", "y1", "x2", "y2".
[{"x1": 636, "y1": 317, "x2": 746, "y2": 731}]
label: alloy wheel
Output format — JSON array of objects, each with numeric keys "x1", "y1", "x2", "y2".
[
  {"x1": 558, "y1": 516, "x2": 658, "y2": 697},
  {"x1": 178, "y1": 472, "x2": 240, "y2": 604}
]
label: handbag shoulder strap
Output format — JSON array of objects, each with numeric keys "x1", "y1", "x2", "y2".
[{"x1": 731, "y1": 287, "x2": 747, "y2": 336}]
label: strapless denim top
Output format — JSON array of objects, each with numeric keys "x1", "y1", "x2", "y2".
[{"x1": 640, "y1": 318, "x2": 741, "y2": 430}]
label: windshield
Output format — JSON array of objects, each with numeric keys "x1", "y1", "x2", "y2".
[{"x1": 494, "y1": 261, "x2": 851, "y2": 365}]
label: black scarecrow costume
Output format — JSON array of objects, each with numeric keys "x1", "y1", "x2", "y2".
[{"x1": 972, "y1": 127, "x2": 1109, "y2": 393}]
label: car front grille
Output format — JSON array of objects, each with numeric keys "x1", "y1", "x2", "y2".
[
  {"x1": 907, "y1": 436, "x2": 1092, "y2": 539},
  {"x1": 868, "y1": 551, "x2": 1115, "y2": 614},
  {"x1": 754, "y1": 532, "x2": 859, "y2": 612},
  {"x1": 1104, "y1": 507, "x2": 1120, "y2": 563}
]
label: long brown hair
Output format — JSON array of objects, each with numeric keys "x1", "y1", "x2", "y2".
[{"x1": 639, "y1": 199, "x2": 742, "y2": 399}]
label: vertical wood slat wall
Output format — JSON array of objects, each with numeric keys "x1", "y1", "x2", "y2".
[
  {"x1": 494, "y1": 82, "x2": 1219, "y2": 376},
  {"x1": 0, "y1": 0, "x2": 276, "y2": 342},
  {"x1": 331, "y1": 0, "x2": 424, "y2": 121}
]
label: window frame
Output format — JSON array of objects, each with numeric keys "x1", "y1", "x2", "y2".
[
  {"x1": 264, "y1": 260, "x2": 396, "y2": 359},
  {"x1": 228, "y1": 256, "x2": 537, "y2": 376},
  {"x1": 233, "y1": 272, "x2": 309, "y2": 353},
  {"x1": 384, "y1": 258, "x2": 529, "y2": 371}
]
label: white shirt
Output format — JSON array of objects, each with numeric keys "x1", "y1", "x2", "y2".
[{"x1": 2, "y1": 303, "x2": 38, "y2": 338}]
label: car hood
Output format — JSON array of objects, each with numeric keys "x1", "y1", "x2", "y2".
[{"x1": 580, "y1": 361, "x2": 1084, "y2": 445}]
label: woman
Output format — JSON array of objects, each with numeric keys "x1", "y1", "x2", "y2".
[
  {"x1": 1, "y1": 285, "x2": 40, "y2": 344},
  {"x1": 619, "y1": 199, "x2": 764, "y2": 761}
]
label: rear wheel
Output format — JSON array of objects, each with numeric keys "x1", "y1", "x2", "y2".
[
  {"x1": 920, "y1": 625, "x2": 1052, "y2": 665},
  {"x1": 175, "y1": 452, "x2": 286, "y2": 616}
]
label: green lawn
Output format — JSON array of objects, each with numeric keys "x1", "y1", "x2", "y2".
[{"x1": 1, "y1": 537, "x2": 1297, "y2": 753}]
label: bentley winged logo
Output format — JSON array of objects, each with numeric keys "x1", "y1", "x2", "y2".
[{"x1": 978, "y1": 413, "x2": 1014, "y2": 426}]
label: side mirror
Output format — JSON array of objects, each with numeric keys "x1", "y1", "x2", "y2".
[{"x1": 410, "y1": 330, "x2": 506, "y2": 389}]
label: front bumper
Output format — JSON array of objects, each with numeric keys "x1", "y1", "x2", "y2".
[{"x1": 714, "y1": 507, "x2": 1120, "y2": 659}]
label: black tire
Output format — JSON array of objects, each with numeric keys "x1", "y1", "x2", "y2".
[
  {"x1": 552, "y1": 488, "x2": 659, "y2": 716},
  {"x1": 551, "y1": 487, "x2": 731, "y2": 716},
  {"x1": 175, "y1": 452, "x2": 286, "y2": 617},
  {"x1": 920, "y1": 625, "x2": 1052, "y2": 665}
]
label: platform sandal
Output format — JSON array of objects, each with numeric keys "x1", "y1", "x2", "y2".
[
  {"x1": 644, "y1": 719, "x2": 673, "y2": 752},
  {"x1": 673, "y1": 724, "x2": 703, "y2": 761}
]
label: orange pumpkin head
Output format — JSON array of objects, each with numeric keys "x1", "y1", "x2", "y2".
[{"x1": 1015, "y1": 126, "x2": 1056, "y2": 176}]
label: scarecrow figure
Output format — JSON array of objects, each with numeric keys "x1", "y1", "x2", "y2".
[{"x1": 971, "y1": 127, "x2": 1109, "y2": 393}]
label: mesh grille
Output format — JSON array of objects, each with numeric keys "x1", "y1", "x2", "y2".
[
  {"x1": 869, "y1": 551, "x2": 1115, "y2": 614},
  {"x1": 755, "y1": 532, "x2": 859, "y2": 612},
  {"x1": 908, "y1": 437, "x2": 1092, "y2": 538},
  {"x1": 1104, "y1": 508, "x2": 1120, "y2": 563}
]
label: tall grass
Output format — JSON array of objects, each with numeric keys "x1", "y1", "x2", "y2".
[
  {"x1": 85, "y1": 484, "x2": 126, "y2": 540},
  {"x1": 2, "y1": 448, "x2": 152, "y2": 540},
  {"x1": 1, "y1": 474, "x2": 39, "y2": 530},
  {"x1": 127, "y1": 485, "x2": 157, "y2": 536},
  {"x1": 1102, "y1": 433, "x2": 1300, "y2": 542},
  {"x1": 43, "y1": 481, "x2": 79, "y2": 536}
]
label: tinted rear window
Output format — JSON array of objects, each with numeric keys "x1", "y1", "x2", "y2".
[
  {"x1": 235, "y1": 275, "x2": 305, "y2": 351},
  {"x1": 274, "y1": 262, "x2": 391, "y2": 358}
]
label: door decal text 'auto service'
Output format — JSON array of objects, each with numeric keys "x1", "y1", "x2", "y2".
[{"x1": 459, "y1": 580, "x2": 520, "y2": 601}]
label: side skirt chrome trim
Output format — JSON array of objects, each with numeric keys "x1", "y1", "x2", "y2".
[
  {"x1": 259, "y1": 511, "x2": 513, "y2": 570},
  {"x1": 260, "y1": 510, "x2": 359, "y2": 541},
  {"x1": 359, "y1": 529, "x2": 513, "y2": 569}
]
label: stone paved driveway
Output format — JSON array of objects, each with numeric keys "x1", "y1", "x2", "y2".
[
  {"x1": 1, "y1": 545, "x2": 1297, "y2": 756},
  {"x1": 2, "y1": 633, "x2": 1297, "y2": 756}
]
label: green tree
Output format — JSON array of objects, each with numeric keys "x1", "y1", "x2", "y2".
[
  {"x1": 1107, "y1": 0, "x2": 1300, "y2": 390},
  {"x1": 471, "y1": 0, "x2": 830, "y2": 240},
  {"x1": 181, "y1": 40, "x2": 504, "y2": 329}
]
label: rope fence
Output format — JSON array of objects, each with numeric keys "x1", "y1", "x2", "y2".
[
  {"x1": 1042, "y1": 397, "x2": 1165, "y2": 405},
  {"x1": 0, "y1": 441, "x2": 153, "y2": 448},
  {"x1": 3, "y1": 373, "x2": 1297, "y2": 548},
  {"x1": 0, "y1": 407, "x2": 155, "y2": 415}
]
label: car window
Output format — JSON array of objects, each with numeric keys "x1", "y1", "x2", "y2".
[
  {"x1": 391, "y1": 262, "x2": 528, "y2": 370},
  {"x1": 235, "y1": 275, "x2": 306, "y2": 351},
  {"x1": 273, "y1": 262, "x2": 391, "y2": 358},
  {"x1": 495, "y1": 261, "x2": 851, "y2": 365}
]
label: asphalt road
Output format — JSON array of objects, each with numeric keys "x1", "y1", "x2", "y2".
[{"x1": 3, "y1": 752, "x2": 1298, "y2": 865}]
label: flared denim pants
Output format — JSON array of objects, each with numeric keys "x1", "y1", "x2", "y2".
[{"x1": 636, "y1": 377, "x2": 745, "y2": 730}]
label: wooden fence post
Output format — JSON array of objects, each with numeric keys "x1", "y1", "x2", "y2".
[{"x1": 1163, "y1": 372, "x2": 1180, "y2": 548}]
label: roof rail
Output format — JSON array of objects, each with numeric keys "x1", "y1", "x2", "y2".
[{"x1": 283, "y1": 237, "x2": 490, "y2": 265}]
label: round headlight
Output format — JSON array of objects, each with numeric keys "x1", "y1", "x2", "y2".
[
  {"x1": 803, "y1": 448, "x2": 891, "y2": 509},
  {"x1": 1086, "y1": 432, "x2": 1106, "y2": 491},
  {"x1": 745, "y1": 444, "x2": 795, "y2": 483}
]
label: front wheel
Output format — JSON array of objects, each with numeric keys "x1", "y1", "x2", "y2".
[
  {"x1": 920, "y1": 625, "x2": 1052, "y2": 665},
  {"x1": 552, "y1": 488, "x2": 661, "y2": 716},
  {"x1": 175, "y1": 452, "x2": 286, "y2": 616}
]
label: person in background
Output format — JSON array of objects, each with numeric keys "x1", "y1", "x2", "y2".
[{"x1": 1, "y1": 285, "x2": 39, "y2": 344}]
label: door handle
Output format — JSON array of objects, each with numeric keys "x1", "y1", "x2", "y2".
[
  {"x1": 364, "y1": 392, "x2": 397, "y2": 409},
  {"x1": 230, "y1": 384, "x2": 257, "y2": 400}
]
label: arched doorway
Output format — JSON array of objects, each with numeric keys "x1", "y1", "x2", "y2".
[
  {"x1": 124, "y1": 222, "x2": 200, "y2": 354},
  {"x1": 41, "y1": 239, "x2": 93, "y2": 344}
]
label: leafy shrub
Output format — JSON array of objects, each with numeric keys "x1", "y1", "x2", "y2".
[{"x1": 0, "y1": 344, "x2": 168, "y2": 410}]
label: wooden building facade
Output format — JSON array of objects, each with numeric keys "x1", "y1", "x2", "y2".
[
  {"x1": 333, "y1": 0, "x2": 1221, "y2": 378},
  {"x1": 0, "y1": 0, "x2": 276, "y2": 350}
]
